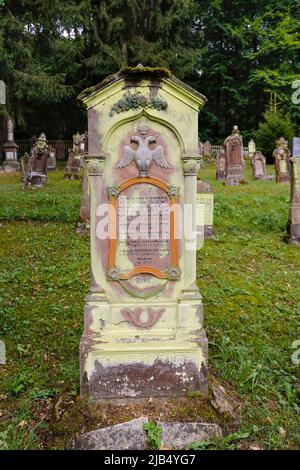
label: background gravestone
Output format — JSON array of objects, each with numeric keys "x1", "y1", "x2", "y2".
[
  {"x1": 216, "y1": 147, "x2": 226, "y2": 181},
  {"x1": 25, "y1": 133, "x2": 49, "y2": 188},
  {"x1": 248, "y1": 139, "x2": 256, "y2": 160},
  {"x1": 273, "y1": 137, "x2": 291, "y2": 183},
  {"x1": 47, "y1": 145, "x2": 57, "y2": 170},
  {"x1": 203, "y1": 141, "x2": 211, "y2": 158},
  {"x1": 64, "y1": 132, "x2": 82, "y2": 179},
  {"x1": 252, "y1": 151, "x2": 273, "y2": 180},
  {"x1": 288, "y1": 154, "x2": 300, "y2": 245},
  {"x1": 223, "y1": 126, "x2": 245, "y2": 185},
  {"x1": 79, "y1": 66, "x2": 208, "y2": 400},
  {"x1": 2, "y1": 117, "x2": 20, "y2": 172}
]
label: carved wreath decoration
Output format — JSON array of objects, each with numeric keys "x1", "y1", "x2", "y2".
[{"x1": 110, "y1": 91, "x2": 168, "y2": 116}]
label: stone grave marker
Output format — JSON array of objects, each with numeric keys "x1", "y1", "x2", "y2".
[
  {"x1": 223, "y1": 126, "x2": 245, "y2": 185},
  {"x1": 56, "y1": 140, "x2": 65, "y2": 160},
  {"x1": 2, "y1": 117, "x2": 20, "y2": 172},
  {"x1": 252, "y1": 151, "x2": 273, "y2": 180},
  {"x1": 64, "y1": 132, "x2": 82, "y2": 179},
  {"x1": 20, "y1": 152, "x2": 31, "y2": 182},
  {"x1": 248, "y1": 139, "x2": 256, "y2": 160},
  {"x1": 25, "y1": 133, "x2": 49, "y2": 188},
  {"x1": 78, "y1": 65, "x2": 208, "y2": 400},
  {"x1": 288, "y1": 154, "x2": 300, "y2": 245},
  {"x1": 273, "y1": 137, "x2": 291, "y2": 183},
  {"x1": 47, "y1": 145, "x2": 57, "y2": 170},
  {"x1": 203, "y1": 141, "x2": 211, "y2": 158},
  {"x1": 216, "y1": 147, "x2": 226, "y2": 181}
]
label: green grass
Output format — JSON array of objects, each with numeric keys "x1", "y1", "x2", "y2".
[{"x1": 0, "y1": 162, "x2": 299, "y2": 450}]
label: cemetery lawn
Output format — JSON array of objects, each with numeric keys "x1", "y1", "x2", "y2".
[{"x1": 0, "y1": 162, "x2": 299, "y2": 450}]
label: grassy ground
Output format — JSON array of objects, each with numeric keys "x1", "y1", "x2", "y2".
[{"x1": 0, "y1": 162, "x2": 299, "y2": 450}]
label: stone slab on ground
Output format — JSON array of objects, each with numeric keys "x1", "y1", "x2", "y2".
[
  {"x1": 158, "y1": 422, "x2": 222, "y2": 450},
  {"x1": 74, "y1": 417, "x2": 149, "y2": 450},
  {"x1": 73, "y1": 417, "x2": 222, "y2": 450}
]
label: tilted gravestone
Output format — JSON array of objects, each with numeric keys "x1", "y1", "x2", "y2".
[
  {"x1": 273, "y1": 137, "x2": 291, "y2": 183},
  {"x1": 64, "y1": 132, "x2": 82, "y2": 179},
  {"x1": 252, "y1": 151, "x2": 273, "y2": 180},
  {"x1": 288, "y1": 154, "x2": 300, "y2": 245},
  {"x1": 78, "y1": 66, "x2": 208, "y2": 400},
  {"x1": 223, "y1": 126, "x2": 245, "y2": 185}
]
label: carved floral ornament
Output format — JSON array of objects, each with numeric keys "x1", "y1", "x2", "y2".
[
  {"x1": 183, "y1": 159, "x2": 200, "y2": 175},
  {"x1": 110, "y1": 91, "x2": 168, "y2": 116}
]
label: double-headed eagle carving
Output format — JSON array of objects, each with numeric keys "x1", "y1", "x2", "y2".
[{"x1": 116, "y1": 126, "x2": 171, "y2": 177}]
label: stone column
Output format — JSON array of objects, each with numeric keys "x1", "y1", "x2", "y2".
[
  {"x1": 181, "y1": 158, "x2": 201, "y2": 299},
  {"x1": 86, "y1": 156, "x2": 107, "y2": 299}
]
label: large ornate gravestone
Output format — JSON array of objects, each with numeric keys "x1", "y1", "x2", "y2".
[
  {"x1": 273, "y1": 137, "x2": 291, "y2": 183},
  {"x1": 3, "y1": 117, "x2": 20, "y2": 172},
  {"x1": 79, "y1": 66, "x2": 208, "y2": 400},
  {"x1": 288, "y1": 154, "x2": 300, "y2": 245},
  {"x1": 224, "y1": 126, "x2": 245, "y2": 185},
  {"x1": 64, "y1": 132, "x2": 82, "y2": 179},
  {"x1": 197, "y1": 181, "x2": 214, "y2": 239},
  {"x1": 252, "y1": 151, "x2": 273, "y2": 180},
  {"x1": 26, "y1": 133, "x2": 49, "y2": 188},
  {"x1": 216, "y1": 147, "x2": 226, "y2": 181}
]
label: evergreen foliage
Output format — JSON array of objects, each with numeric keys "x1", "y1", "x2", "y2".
[
  {"x1": 255, "y1": 110, "x2": 294, "y2": 162},
  {"x1": 0, "y1": 0, "x2": 299, "y2": 140}
]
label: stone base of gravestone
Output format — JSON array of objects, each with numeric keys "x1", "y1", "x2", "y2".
[{"x1": 72, "y1": 417, "x2": 222, "y2": 450}]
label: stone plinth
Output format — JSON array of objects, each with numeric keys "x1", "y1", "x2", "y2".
[{"x1": 78, "y1": 66, "x2": 208, "y2": 401}]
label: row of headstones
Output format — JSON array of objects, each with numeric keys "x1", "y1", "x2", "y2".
[
  {"x1": 199, "y1": 138, "x2": 256, "y2": 159},
  {"x1": 215, "y1": 126, "x2": 291, "y2": 184},
  {"x1": 0, "y1": 117, "x2": 88, "y2": 187}
]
